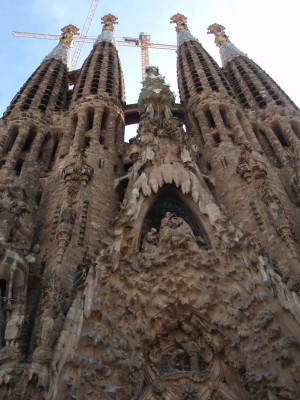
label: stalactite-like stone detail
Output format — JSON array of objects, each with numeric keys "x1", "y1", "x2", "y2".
[
  {"x1": 50, "y1": 204, "x2": 61, "y2": 242},
  {"x1": 78, "y1": 200, "x2": 89, "y2": 246},
  {"x1": 62, "y1": 152, "x2": 93, "y2": 196},
  {"x1": 236, "y1": 143, "x2": 252, "y2": 183},
  {"x1": 250, "y1": 201, "x2": 265, "y2": 231},
  {"x1": 253, "y1": 162, "x2": 297, "y2": 259},
  {"x1": 56, "y1": 203, "x2": 76, "y2": 263},
  {"x1": 0, "y1": 12, "x2": 300, "y2": 400}
]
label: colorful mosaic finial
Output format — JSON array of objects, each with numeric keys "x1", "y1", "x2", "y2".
[
  {"x1": 59, "y1": 24, "x2": 79, "y2": 48},
  {"x1": 170, "y1": 14, "x2": 198, "y2": 47},
  {"x1": 101, "y1": 14, "x2": 118, "y2": 32},
  {"x1": 44, "y1": 24, "x2": 79, "y2": 68},
  {"x1": 207, "y1": 23, "x2": 229, "y2": 47},
  {"x1": 207, "y1": 23, "x2": 246, "y2": 67},
  {"x1": 95, "y1": 14, "x2": 118, "y2": 46},
  {"x1": 170, "y1": 13, "x2": 188, "y2": 32}
]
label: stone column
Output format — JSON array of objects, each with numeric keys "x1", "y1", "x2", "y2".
[{"x1": 4, "y1": 126, "x2": 28, "y2": 170}]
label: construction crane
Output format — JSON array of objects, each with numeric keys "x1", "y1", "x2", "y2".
[
  {"x1": 122, "y1": 32, "x2": 177, "y2": 79},
  {"x1": 12, "y1": 31, "x2": 176, "y2": 79},
  {"x1": 71, "y1": 0, "x2": 99, "y2": 70}
]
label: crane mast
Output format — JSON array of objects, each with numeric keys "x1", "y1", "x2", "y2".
[
  {"x1": 12, "y1": 30, "x2": 176, "y2": 78},
  {"x1": 71, "y1": 0, "x2": 99, "y2": 70}
]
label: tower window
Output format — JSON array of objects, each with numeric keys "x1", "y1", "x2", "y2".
[
  {"x1": 86, "y1": 108, "x2": 94, "y2": 131},
  {"x1": 0, "y1": 279, "x2": 6, "y2": 298},
  {"x1": 6, "y1": 126, "x2": 19, "y2": 153},
  {"x1": 23, "y1": 127, "x2": 36, "y2": 152},
  {"x1": 71, "y1": 114, "x2": 78, "y2": 139},
  {"x1": 203, "y1": 108, "x2": 215, "y2": 128},
  {"x1": 272, "y1": 122, "x2": 289, "y2": 147},
  {"x1": 15, "y1": 158, "x2": 24, "y2": 175},
  {"x1": 291, "y1": 121, "x2": 300, "y2": 140},
  {"x1": 213, "y1": 132, "x2": 221, "y2": 144},
  {"x1": 101, "y1": 109, "x2": 109, "y2": 131},
  {"x1": 219, "y1": 106, "x2": 229, "y2": 128}
]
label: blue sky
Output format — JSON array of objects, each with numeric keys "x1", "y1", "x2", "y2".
[{"x1": 1, "y1": 0, "x2": 299, "y2": 139}]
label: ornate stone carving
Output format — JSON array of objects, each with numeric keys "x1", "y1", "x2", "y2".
[
  {"x1": 236, "y1": 143, "x2": 252, "y2": 183},
  {"x1": 62, "y1": 156, "x2": 93, "y2": 196},
  {"x1": 56, "y1": 203, "x2": 76, "y2": 263}
]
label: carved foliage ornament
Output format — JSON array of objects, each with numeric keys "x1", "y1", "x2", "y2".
[
  {"x1": 59, "y1": 25, "x2": 79, "y2": 48},
  {"x1": 207, "y1": 23, "x2": 230, "y2": 47},
  {"x1": 101, "y1": 14, "x2": 118, "y2": 32},
  {"x1": 170, "y1": 13, "x2": 188, "y2": 32}
]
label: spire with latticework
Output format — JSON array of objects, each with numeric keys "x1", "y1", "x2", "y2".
[
  {"x1": 94, "y1": 13, "x2": 118, "y2": 47},
  {"x1": 44, "y1": 24, "x2": 79, "y2": 70},
  {"x1": 3, "y1": 24, "x2": 79, "y2": 118},
  {"x1": 207, "y1": 23, "x2": 245, "y2": 68},
  {"x1": 72, "y1": 14, "x2": 124, "y2": 103},
  {"x1": 170, "y1": 14, "x2": 234, "y2": 103},
  {"x1": 208, "y1": 23, "x2": 299, "y2": 111}
]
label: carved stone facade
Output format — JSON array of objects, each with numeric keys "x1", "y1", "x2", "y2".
[{"x1": 0, "y1": 12, "x2": 299, "y2": 400}]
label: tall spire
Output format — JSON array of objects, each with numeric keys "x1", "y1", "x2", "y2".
[
  {"x1": 170, "y1": 13, "x2": 198, "y2": 47},
  {"x1": 95, "y1": 14, "x2": 118, "y2": 47},
  {"x1": 44, "y1": 24, "x2": 79, "y2": 70},
  {"x1": 207, "y1": 23, "x2": 245, "y2": 67}
]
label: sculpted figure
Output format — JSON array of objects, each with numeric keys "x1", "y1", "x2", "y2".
[
  {"x1": 4, "y1": 304, "x2": 24, "y2": 347},
  {"x1": 142, "y1": 228, "x2": 158, "y2": 254},
  {"x1": 159, "y1": 212, "x2": 196, "y2": 248}
]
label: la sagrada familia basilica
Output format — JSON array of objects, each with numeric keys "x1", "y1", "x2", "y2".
[{"x1": 0, "y1": 11, "x2": 300, "y2": 400}]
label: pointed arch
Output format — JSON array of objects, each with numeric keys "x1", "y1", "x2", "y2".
[
  {"x1": 137, "y1": 304, "x2": 249, "y2": 400},
  {"x1": 136, "y1": 184, "x2": 212, "y2": 250}
]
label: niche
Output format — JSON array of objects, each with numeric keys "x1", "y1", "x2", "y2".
[
  {"x1": 71, "y1": 114, "x2": 78, "y2": 139},
  {"x1": 0, "y1": 279, "x2": 6, "y2": 297},
  {"x1": 15, "y1": 158, "x2": 24, "y2": 175},
  {"x1": 86, "y1": 108, "x2": 94, "y2": 131},
  {"x1": 5, "y1": 126, "x2": 19, "y2": 154},
  {"x1": 101, "y1": 108, "x2": 109, "y2": 131},
  {"x1": 213, "y1": 132, "x2": 221, "y2": 144},
  {"x1": 203, "y1": 107, "x2": 216, "y2": 128},
  {"x1": 219, "y1": 106, "x2": 230, "y2": 128},
  {"x1": 253, "y1": 125, "x2": 281, "y2": 167},
  {"x1": 140, "y1": 184, "x2": 208, "y2": 248},
  {"x1": 23, "y1": 126, "x2": 37, "y2": 152},
  {"x1": 271, "y1": 121, "x2": 289, "y2": 147},
  {"x1": 291, "y1": 121, "x2": 300, "y2": 140}
]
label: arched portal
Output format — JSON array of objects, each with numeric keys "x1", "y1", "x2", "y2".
[{"x1": 139, "y1": 184, "x2": 210, "y2": 250}]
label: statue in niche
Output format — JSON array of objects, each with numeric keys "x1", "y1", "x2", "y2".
[
  {"x1": 4, "y1": 303, "x2": 24, "y2": 347},
  {"x1": 141, "y1": 228, "x2": 158, "y2": 254},
  {"x1": 159, "y1": 212, "x2": 196, "y2": 248},
  {"x1": 56, "y1": 203, "x2": 76, "y2": 263},
  {"x1": 158, "y1": 339, "x2": 210, "y2": 375},
  {"x1": 0, "y1": 186, "x2": 31, "y2": 245},
  {"x1": 268, "y1": 197, "x2": 286, "y2": 228},
  {"x1": 138, "y1": 65, "x2": 175, "y2": 126}
]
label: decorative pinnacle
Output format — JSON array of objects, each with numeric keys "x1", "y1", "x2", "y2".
[
  {"x1": 207, "y1": 23, "x2": 230, "y2": 47},
  {"x1": 101, "y1": 14, "x2": 118, "y2": 32},
  {"x1": 170, "y1": 13, "x2": 188, "y2": 32},
  {"x1": 59, "y1": 24, "x2": 79, "y2": 48}
]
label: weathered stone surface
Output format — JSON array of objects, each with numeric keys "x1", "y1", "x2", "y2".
[{"x1": 0, "y1": 12, "x2": 299, "y2": 400}]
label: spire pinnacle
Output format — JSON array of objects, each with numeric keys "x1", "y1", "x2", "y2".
[
  {"x1": 44, "y1": 24, "x2": 79, "y2": 69},
  {"x1": 207, "y1": 23, "x2": 246, "y2": 67},
  {"x1": 95, "y1": 14, "x2": 118, "y2": 47},
  {"x1": 59, "y1": 24, "x2": 80, "y2": 48},
  {"x1": 170, "y1": 14, "x2": 198, "y2": 46},
  {"x1": 170, "y1": 13, "x2": 188, "y2": 32},
  {"x1": 101, "y1": 14, "x2": 118, "y2": 32},
  {"x1": 207, "y1": 23, "x2": 229, "y2": 47}
]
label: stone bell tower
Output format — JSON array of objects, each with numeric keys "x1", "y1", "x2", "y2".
[
  {"x1": 0, "y1": 11, "x2": 300, "y2": 400},
  {"x1": 207, "y1": 23, "x2": 300, "y2": 206}
]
